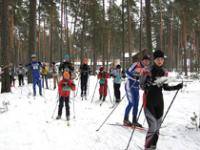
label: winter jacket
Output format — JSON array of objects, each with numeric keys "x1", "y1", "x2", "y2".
[
  {"x1": 58, "y1": 79, "x2": 76, "y2": 97},
  {"x1": 80, "y1": 64, "x2": 90, "y2": 77},
  {"x1": 98, "y1": 71, "x2": 110, "y2": 85},
  {"x1": 41, "y1": 66, "x2": 48, "y2": 76},
  {"x1": 26, "y1": 61, "x2": 42, "y2": 79},
  {"x1": 126, "y1": 62, "x2": 145, "y2": 81},
  {"x1": 111, "y1": 69, "x2": 122, "y2": 84},
  {"x1": 142, "y1": 64, "x2": 181, "y2": 115}
]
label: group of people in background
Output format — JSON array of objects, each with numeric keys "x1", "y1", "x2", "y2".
[{"x1": 0, "y1": 49, "x2": 184, "y2": 150}]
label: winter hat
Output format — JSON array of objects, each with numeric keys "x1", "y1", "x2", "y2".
[
  {"x1": 63, "y1": 71, "x2": 70, "y2": 79},
  {"x1": 31, "y1": 54, "x2": 37, "y2": 58},
  {"x1": 63, "y1": 54, "x2": 70, "y2": 62},
  {"x1": 99, "y1": 66, "x2": 104, "y2": 72},
  {"x1": 142, "y1": 54, "x2": 151, "y2": 60},
  {"x1": 116, "y1": 64, "x2": 121, "y2": 69},
  {"x1": 153, "y1": 50, "x2": 164, "y2": 60}
]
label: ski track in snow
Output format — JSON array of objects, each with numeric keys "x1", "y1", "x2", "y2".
[{"x1": 0, "y1": 76, "x2": 200, "y2": 150}]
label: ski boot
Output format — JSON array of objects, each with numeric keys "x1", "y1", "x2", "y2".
[
  {"x1": 132, "y1": 116, "x2": 143, "y2": 128},
  {"x1": 56, "y1": 115, "x2": 61, "y2": 120},
  {"x1": 123, "y1": 117, "x2": 132, "y2": 126}
]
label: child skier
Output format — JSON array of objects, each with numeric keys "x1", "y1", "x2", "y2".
[
  {"x1": 141, "y1": 50, "x2": 183, "y2": 150},
  {"x1": 111, "y1": 64, "x2": 122, "y2": 103},
  {"x1": 56, "y1": 71, "x2": 76, "y2": 121},
  {"x1": 97, "y1": 66, "x2": 110, "y2": 101}
]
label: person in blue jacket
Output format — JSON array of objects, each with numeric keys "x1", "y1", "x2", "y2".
[
  {"x1": 26, "y1": 54, "x2": 42, "y2": 96},
  {"x1": 123, "y1": 55, "x2": 150, "y2": 127}
]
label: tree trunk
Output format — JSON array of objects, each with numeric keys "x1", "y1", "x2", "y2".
[
  {"x1": 159, "y1": 0, "x2": 163, "y2": 50},
  {"x1": 1, "y1": 0, "x2": 14, "y2": 93},
  {"x1": 121, "y1": 0, "x2": 125, "y2": 70},
  {"x1": 59, "y1": 0, "x2": 63, "y2": 62},
  {"x1": 37, "y1": 0, "x2": 41, "y2": 61},
  {"x1": 102, "y1": 0, "x2": 105, "y2": 67},
  {"x1": 181, "y1": 12, "x2": 188, "y2": 76},
  {"x1": 139, "y1": 0, "x2": 143, "y2": 52},
  {"x1": 145, "y1": 0, "x2": 152, "y2": 53},
  {"x1": 127, "y1": 0, "x2": 132, "y2": 64}
]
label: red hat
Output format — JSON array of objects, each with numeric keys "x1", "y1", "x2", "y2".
[{"x1": 99, "y1": 66, "x2": 104, "y2": 72}]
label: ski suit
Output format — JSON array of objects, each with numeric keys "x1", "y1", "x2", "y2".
[
  {"x1": 41, "y1": 65, "x2": 49, "y2": 89},
  {"x1": 97, "y1": 71, "x2": 110, "y2": 100},
  {"x1": 16, "y1": 66, "x2": 25, "y2": 86},
  {"x1": 124, "y1": 61, "x2": 145, "y2": 124},
  {"x1": 26, "y1": 61, "x2": 42, "y2": 96},
  {"x1": 80, "y1": 63, "x2": 90, "y2": 96},
  {"x1": 142, "y1": 64, "x2": 182, "y2": 149},
  {"x1": 111, "y1": 68, "x2": 122, "y2": 102},
  {"x1": 58, "y1": 79, "x2": 76, "y2": 118}
]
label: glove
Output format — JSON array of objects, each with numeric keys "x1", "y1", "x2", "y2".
[{"x1": 175, "y1": 83, "x2": 183, "y2": 90}]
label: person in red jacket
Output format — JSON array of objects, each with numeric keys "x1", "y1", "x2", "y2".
[
  {"x1": 97, "y1": 66, "x2": 110, "y2": 101},
  {"x1": 56, "y1": 71, "x2": 76, "y2": 120}
]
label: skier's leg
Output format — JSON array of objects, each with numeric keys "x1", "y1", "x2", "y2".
[
  {"x1": 38, "y1": 78, "x2": 42, "y2": 96},
  {"x1": 45, "y1": 76, "x2": 49, "y2": 89},
  {"x1": 103, "y1": 85, "x2": 107, "y2": 101},
  {"x1": 99, "y1": 85, "x2": 103, "y2": 100},
  {"x1": 65, "y1": 97, "x2": 70, "y2": 120},
  {"x1": 124, "y1": 81, "x2": 133, "y2": 125},
  {"x1": 144, "y1": 107, "x2": 159, "y2": 149},
  {"x1": 57, "y1": 96, "x2": 64, "y2": 118},
  {"x1": 33, "y1": 79, "x2": 37, "y2": 96},
  {"x1": 80, "y1": 76, "x2": 84, "y2": 96},
  {"x1": 84, "y1": 76, "x2": 88, "y2": 95}
]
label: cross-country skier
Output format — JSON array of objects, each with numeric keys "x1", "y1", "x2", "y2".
[
  {"x1": 97, "y1": 66, "x2": 110, "y2": 101},
  {"x1": 41, "y1": 63, "x2": 49, "y2": 89},
  {"x1": 123, "y1": 54, "x2": 150, "y2": 127},
  {"x1": 110, "y1": 64, "x2": 122, "y2": 103},
  {"x1": 16, "y1": 64, "x2": 25, "y2": 86},
  {"x1": 26, "y1": 54, "x2": 42, "y2": 96},
  {"x1": 51, "y1": 62, "x2": 58, "y2": 89},
  {"x1": 56, "y1": 71, "x2": 76, "y2": 121},
  {"x1": 141, "y1": 50, "x2": 183, "y2": 150},
  {"x1": 79, "y1": 58, "x2": 90, "y2": 98}
]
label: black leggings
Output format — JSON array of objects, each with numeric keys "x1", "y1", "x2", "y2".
[{"x1": 58, "y1": 96, "x2": 70, "y2": 117}]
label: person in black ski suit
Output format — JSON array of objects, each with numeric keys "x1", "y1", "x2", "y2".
[
  {"x1": 79, "y1": 58, "x2": 90, "y2": 97},
  {"x1": 16, "y1": 64, "x2": 25, "y2": 86},
  {"x1": 141, "y1": 50, "x2": 183, "y2": 150},
  {"x1": 59, "y1": 54, "x2": 75, "y2": 80}
]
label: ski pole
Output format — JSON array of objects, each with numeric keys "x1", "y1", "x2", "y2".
[
  {"x1": 90, "y1": 78, "x2": 99, "y2": 103},
  {"x1": 107, "y1": 84, "x2": 114, "y2": 105},
  {"x1": 51, "y1": 93, "x2": 59, "y2": 119},
  {"x1": 96, "y1": 94, "x2": 126, "y2": 132},
  {"x1": 72, "y1": 94, "x2": 76, "y2": 119},
  {"x1": 75, "y1": 76, "x2": 80, "y2": 97},
  {"x1": 124, "y1": 103, "x2": 144, "y2": 150},
  {"x1": 161, "y1": 89, "x2": 180, "y2": 125}
]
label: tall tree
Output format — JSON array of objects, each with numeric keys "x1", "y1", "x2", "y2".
[
  {"x1": 1, "y1": 0, "x2": 14, "y2": 92},
  {"x1": 28, "y1": 0, "x2": 36, "y2": 83},
  {"x1": 145, "y1": 0, "x2": 152, "y2": 52}
]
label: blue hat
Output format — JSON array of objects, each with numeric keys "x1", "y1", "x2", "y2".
[{"x1": 63, "y1": 54, "x2": 70, "y2": 61}]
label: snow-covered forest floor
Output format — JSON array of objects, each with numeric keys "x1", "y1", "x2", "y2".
[{"x1": 0, "y1": 75, "x2": 200, "y2": 150}]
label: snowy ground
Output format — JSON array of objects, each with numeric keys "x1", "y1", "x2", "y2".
[{"x1": 0, "y1": 75, "x2": 200, "y2": 150}]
